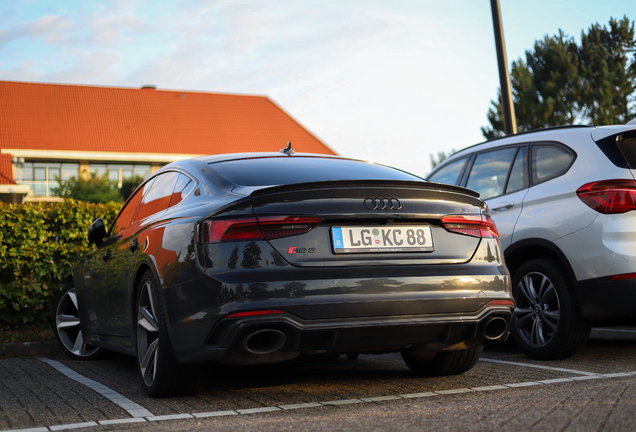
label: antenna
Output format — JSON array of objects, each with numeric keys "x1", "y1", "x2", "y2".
[{"x1": 280, "y1": 141, "x2": 295, "y2": 155}]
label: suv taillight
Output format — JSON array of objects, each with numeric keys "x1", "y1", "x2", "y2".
[
  {"x1": 201, "y1": 216, "x2": 322, "y2": 243},
  {"x1": 441, "y1": 214, "x2": 500, "y2": 239},
  {"x1": 577, "y1": 180, "x2": 636, "y2": 214}
]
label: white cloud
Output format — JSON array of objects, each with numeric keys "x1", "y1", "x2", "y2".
[
  {"x1": 4, "y1": 0, "x2": 629, "y2": 176},
  {"x1": 84, "y1": 15, "x2": 151, "y2": 47},
  {"x1": 41, "y1": 50, "x2": 121, "y2": 83},
  {"x1": 0, "y1": 14, "x2": 74, "y2": 45}
]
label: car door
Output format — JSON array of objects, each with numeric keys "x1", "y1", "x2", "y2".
[
  {"x1": 106, "y1": 172, "x2": 180, "y2": 336},
  {"x1": 463, "y1": 146, "x2": 528, "y2": 250},
  {"x1": 512, "y1": 143, "x2": 588, "y2": 243}
]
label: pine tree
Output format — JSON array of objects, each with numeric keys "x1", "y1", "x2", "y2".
[{"x1": 482, "y1": 16, "x2": 636, "y2": 138}]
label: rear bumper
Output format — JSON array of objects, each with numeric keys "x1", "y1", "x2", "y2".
[
  {"x1": 164, "y1": 252, "x2": 512, "y2": 363},
  {"x1": 175, "y1": 305, "x2": 513, "y2": 364},
  {"x1": 575, "y1": 276, "x2": 636, "y2": 324}
]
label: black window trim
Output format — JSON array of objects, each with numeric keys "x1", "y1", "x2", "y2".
[
  {"x1": 528, "y1": 141, "x2": 577, "y2": 187},
  {"x1": 428, "y1": 139, "x2": 577, "y2": 201}
]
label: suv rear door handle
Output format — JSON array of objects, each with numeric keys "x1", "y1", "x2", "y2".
[{"x1": 492, "y1": 202, "x2": 514, "y2": 211}]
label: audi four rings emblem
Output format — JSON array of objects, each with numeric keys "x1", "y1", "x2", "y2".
[{"x1": 364, "y1": 198, "x2": 402, "y2": 210}]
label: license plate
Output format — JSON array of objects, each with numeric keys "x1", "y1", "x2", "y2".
[{"x1": 331, "y1": 226, "x2": 434, "y2": 254}]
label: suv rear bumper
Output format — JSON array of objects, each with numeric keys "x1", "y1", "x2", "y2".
[{"x1": 576, "y1": 276, "x2": 636, "y2": 323}]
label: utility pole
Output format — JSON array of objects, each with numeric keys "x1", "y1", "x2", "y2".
[{"x1": 490, "y1": 0, "x2": 517, "y2": 135}]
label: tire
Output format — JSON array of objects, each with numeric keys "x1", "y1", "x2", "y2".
[
  {"x1": 510, "y1": 259, "x2": 590, "y2": 360},
  {"x1": 135, "y1": 270, "x2": 198, "y2": 397},
  {"x1": 401, "y1": 345, "x2": 483, "y2": 377},
  {"x1": 52, "y1": 283, "x2": 104, "y2": 360}
]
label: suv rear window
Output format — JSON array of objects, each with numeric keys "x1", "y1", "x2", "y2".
[
  {"x1": 594, "y1": 130, "x2": 636, "y2": 169},
  {"x1": 210, "y1": 157, "x2": 423, "y2": 186}
]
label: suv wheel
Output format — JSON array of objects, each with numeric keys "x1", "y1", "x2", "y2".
[{"x1": 510, "y1": 259, "x2": 590, "y2": 360}]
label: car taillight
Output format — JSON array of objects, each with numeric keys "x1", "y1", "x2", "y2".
[
  {"x1": 201, "y1": 216, "x2": 322, "y2": 243},
  {"x1": 441, "y1": 214, "x2": 500, "y2": 239},
  {"x1": 577, "y1": 179, "x2": 636, "y2": 214},
  {"x1": 610, "y1": 272, "x2": 636, "y2": 281}
]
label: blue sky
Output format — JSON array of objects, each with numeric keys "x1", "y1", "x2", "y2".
[{"x1": 1, "y1": 0, "x2": 634, "y2": 177}]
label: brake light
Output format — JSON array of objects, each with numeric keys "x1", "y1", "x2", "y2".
[
  {"x1": 201, "y1": 216, "x2": 322, "y2": 243},
  {"x1": 577, "y1": 179, "x2": 636, "y2": 214},
  {"x1": 610, "y1": 272, "x2": 636, "y2": 281},
  {"x1": 441, "y1": 214, "x2": 500, "y2": 239}
]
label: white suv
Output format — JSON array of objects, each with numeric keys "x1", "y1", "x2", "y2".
[{"x1": 427, "y1": 124, "x2": 636, "y2": 359}]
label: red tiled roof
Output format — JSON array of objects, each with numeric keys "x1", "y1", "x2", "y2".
[
  {"x1": 0, "y1": 154, "x2": 15, "y2": 184},
  {"x1": 0, "y1": 81, "x2": 336, "y2": 156}
]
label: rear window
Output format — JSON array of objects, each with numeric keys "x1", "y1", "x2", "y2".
[
  {"x1": 595, "y1": 130, "x2": 636, "y2": 169},
  {"x1": 210, "y1": 157, "x2": 423, "y2": 186}
]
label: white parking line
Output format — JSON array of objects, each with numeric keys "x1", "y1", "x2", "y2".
[
  {"x1": 49, "y1": 422, "x2": 98, "y2": 431},
  {"x1": 36, "y1": 357, "x2": 154, "y2": 418},
  {"x1": 480, "y1": 357, "x2": 602, "y2": 376},
  {"x1": 5, "y1": 359, "x2": 633, "y2": 432}
]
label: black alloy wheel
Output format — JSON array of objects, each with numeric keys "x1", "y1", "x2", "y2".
[
  {"x1": 510, "y1": 259, "x2": 590, "y2": 360},
  {"x1": 135, "y1": 270, "x2": 198, "y2": 397},
  {"x1": 52, "y1": 283, "x2": 103, "y2": 360},
  {"x1": 401, "y1": 345, "x2": 483, "y2": 376}
]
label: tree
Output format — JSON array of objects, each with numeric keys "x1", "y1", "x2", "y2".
[
  {"x1": 579, "y1": 16, "x2": 636, "y2": 124},
  {"x1": 53, "y1": 172, "x2": 122, "y2": 204},
  {"x1": 429, "y1": 149, "x2": 456, "y2": 170},
  {"x1": 483, "y1": 16, "x2": 636, "y2": 138}
]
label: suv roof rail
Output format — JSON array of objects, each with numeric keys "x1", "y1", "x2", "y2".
[
  {"x1": 453, "y1": 125, "x2": 594, "y2": 155},
  {"x1": 485, "y1": 124, "x2": 592, "y2": 143}
]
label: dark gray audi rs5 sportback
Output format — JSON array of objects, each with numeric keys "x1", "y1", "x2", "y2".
[{"x1": 53, "y1": 148, "x2": 514, "y2": 397}]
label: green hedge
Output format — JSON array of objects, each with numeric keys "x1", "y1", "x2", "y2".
[{"x1": 0, "y1": 200, "x2": 122, "y2": 325}]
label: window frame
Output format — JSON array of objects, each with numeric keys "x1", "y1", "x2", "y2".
[
  {"x1": 529, "y1": 142, "x2": 577, "y2": 186},
  {"x1": 449, "y1": 140, "x2": 576, "y2": 200},
  {"x1": 460, "y1": 144, "x2": 528, "y2": 200},
  {"x1": 108, "y1": 169, "x2": 198, "y2": 237}
]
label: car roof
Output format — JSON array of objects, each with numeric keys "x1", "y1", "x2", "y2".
[
  {"x1": 456, "y1": 125, "x2": 593, "y2": 155},
  {"x1": 442, "y1": 124, "x2": 636, "y2": 162},
  {"x1": 457, "y1": 124, "x2": 636, "y2": 155}
]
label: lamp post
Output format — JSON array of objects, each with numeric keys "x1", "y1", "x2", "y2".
[{"x1": 490, "y1": 0, "x2": 517, "y2": 135}]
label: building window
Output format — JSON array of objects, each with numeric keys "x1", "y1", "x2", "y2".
[
  {"x1": 17, "y1": 162, "x2": 152, "y2": 197},
  {"x1": 90, "y1": 164, "x2": 151, "y2": 187},
  {"x1": 20, "y1": 162, "x2": 79, "y2": 197}
]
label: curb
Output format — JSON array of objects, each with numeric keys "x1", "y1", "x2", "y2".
[{"x1": 0, "y1": 340, "x2": 62, "y2": 358}]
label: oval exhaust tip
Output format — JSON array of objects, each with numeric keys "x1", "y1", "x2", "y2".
[
  {"x1": 240, "y1": 329, "x2": 287, "y2": 354},
  {"x1": 483, "y1": 317, "x2": 508, "y2": 340}
]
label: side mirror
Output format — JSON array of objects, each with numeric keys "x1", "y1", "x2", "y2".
[{"x1": 87, "y1": 218, "x2": 107, "y2": 246}]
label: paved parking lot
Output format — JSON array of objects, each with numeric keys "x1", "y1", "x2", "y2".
[{"x1": 1, "y1": 329, "x2": 635, "y2": 432}]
